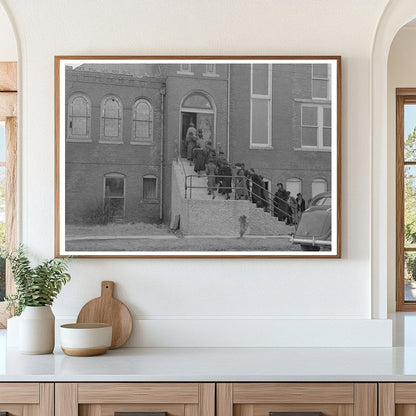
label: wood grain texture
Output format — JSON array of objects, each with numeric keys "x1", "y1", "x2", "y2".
[
  {"x1": 396, "y1": 405, "x2": 416, "y2": 416},
  {"x1": 100, "y1": 403, "x2": 185, "y2": 416},
  {"x1": 199, "y1": 384, "x2": 215, "y2": 416},
  {"x1": 0, "y1": 92, "x2": 16, "y2": 121},
  {"x1": 338, "y1": 404, "x2": 354, "y2": 416},
  {"x1": 76, "y1": 281, "x2": 133, "y2": 348},
  {"x1": 216, "y1": 384, "x2": 233, "y2": 416},
  {"x1": 232, "y1": 383, "x2": 354, "y2": 404},
  {"x1": 55, "y1": 383, "x2": 78, "y2": 416},
  {"x1": 78, "y1": 383, "x2": 199, "y2": 404},
  {"x1": 395, "y1": 383, "x2": 416, "y2": 403},
  {"x1": 79, "y1": 404, "x2": 101, "y2": 416},
  {"x1": 0, "y1": 62, "x2": 17, "y2": 91},
  {"x1": 379, "y1": 383, "x2": 395, "y2": 416},
  {"x1": 62, "y1": 346, "x2": 109, "y2": 357},
  {"x1": 354, "y1": 383, "x2": 377, "y2": 416},
  {"x1": 39, "y1": 383, "x2": 54, "y2": 416},
  {"x1": 0, "y1": 383, "x2": 39, "y2": 403},
  {"x1": 185, "y1": 403, "x2": 199, "y2": 416}
]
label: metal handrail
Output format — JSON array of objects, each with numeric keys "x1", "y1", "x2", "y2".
[{"x1": 184, "y1": 174, "x2": 292, "y2": 219}]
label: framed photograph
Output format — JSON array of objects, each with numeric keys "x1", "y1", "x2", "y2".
[{"x1": 55, "y1": 56, "x2": 341, "y2": 258}]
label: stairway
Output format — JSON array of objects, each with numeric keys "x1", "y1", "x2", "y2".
[{"x1": 174, "y1": 159, "x2": 294, "y2": 236}]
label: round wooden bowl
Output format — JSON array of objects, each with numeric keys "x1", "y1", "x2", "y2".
[{"x1": 60, "y1": 323, "x2": 112, "y2": 356}]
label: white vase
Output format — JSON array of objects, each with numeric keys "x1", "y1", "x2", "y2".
[{"x1": 19, "y1": 306, "x2": 55, "y2": 354}]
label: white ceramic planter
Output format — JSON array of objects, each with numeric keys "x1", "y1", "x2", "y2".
[{"x1": 19, "y1": 306, "x2": 55, "y2": 354}]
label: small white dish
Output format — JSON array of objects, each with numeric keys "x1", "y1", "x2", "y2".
[{"x1": 60, "y1": 323, "x2": 112, "y2": 356}]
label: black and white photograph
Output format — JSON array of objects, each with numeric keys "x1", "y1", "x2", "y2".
[{"x1": 55, "y1": 57, "x2": 341, "y2": 257}]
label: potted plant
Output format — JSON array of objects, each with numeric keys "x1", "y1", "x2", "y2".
[{"x1": 4, "y1": 246, "x2": 71, "y2": 354}]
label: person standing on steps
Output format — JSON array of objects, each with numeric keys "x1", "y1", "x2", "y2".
[
  {"x1": 206, "y1": 159, "x2": 218, "y2": 199},
  {"x1": 185, "y1": 130, "x2": 197, "y2": 165},
  {"x1": 193, "y1": 144, "x2": 206, "y2": 176}
]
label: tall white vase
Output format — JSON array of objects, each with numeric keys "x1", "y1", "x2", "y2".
[{"x1": 19, "y1": 306, "x2": 55, "y2": 354}]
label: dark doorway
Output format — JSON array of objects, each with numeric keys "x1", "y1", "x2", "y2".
[{"x1": 181, "y1": 112, "x2": 197, "y2": 158}]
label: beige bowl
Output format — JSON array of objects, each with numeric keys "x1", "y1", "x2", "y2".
[{"x1": 60, "y1": 323, "x2": 112, "y2": 356}]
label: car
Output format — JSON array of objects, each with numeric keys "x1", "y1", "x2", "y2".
[{"x1": 291, "y1": 191, "x2": 332, "y2": 251}]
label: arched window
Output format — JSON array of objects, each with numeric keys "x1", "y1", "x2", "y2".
[
  {"x1": 132, "y1": 99, "x2": 153, "y2": 144},
  {"x1": 311, "y1": 178, "x2": 328, "y2": 197},
  {"x1": 100, "y1": 96, "x2": 123, "y2": 143},
  {"x1": 182, "y1": 93, "x2": 213, "y2": 111},
  {"x1": 142, "y1": 174, "x2": 158, "y2": 201},
  {"x1": 103, "y1": 173, "x2": 125, "y2": 221},
  {"x1": 286, "y1": 178, "x2": 302, "y2": 198},
  {"x1": 68, "y1": 93, "x2": 91, "y2": 142}
]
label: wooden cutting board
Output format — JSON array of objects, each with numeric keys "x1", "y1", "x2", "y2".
[{"x1": 76, "y1": 281, "x2": 133, "y2": 349}]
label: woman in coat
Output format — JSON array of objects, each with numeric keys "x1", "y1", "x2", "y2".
[
  {"x1": 235, "y1": 164, "x2": 248, "y2": 200},
  {"x1": 218, "y1": 162, "x2": 233, "y2": 200},
  {"x1": 206, "y1": 159, "x2": 218, "y2": 199},
  {"x1": 193, "y1": 145, "x2": 206, "y2": 176}
]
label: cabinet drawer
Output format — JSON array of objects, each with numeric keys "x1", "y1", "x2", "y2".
[
  {"x1": 217, "y1": 383, "x2": 376, "y2": 416},
  {"x1": 56, "y1": 383, "x2": 215, "y2": 416},
  {"x1": 0, "y1": 383, "x2": 53, "y2": 416}
]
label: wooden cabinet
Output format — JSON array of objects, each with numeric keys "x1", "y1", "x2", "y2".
[
  {"x1": 379, "y1": 383, "x2": 416, "y2": 416},
  {"x1": 217, "y1": 383, "x2": 377, "y2": 416},
  {"x1": 55, "y1": 383, "x2": 215, "y2": 416},
  {"x1": 0, "y1": 383, "x2": 53, "y2": 415}
]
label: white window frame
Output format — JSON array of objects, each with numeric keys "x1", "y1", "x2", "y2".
[
  {"x1": 203, "y1": 63, "x2": 219, "y2": 77},
  {"x1": 67, "y1": 93, "x2": 92, "y2": 142},
  {"x1": 312, "y1": 64, "x2": 331, "y2": 100},
  {"x1": 301, "y1": 103, "x2": 331, "y2": 150},
  {"x1": 177, "y1": 63, "x2": 194, "y2": 75},
  {"x1": 132, "y1": 99, "x2": 153, "y2": 145},
  {"x1": 250, "y1": 63, "x2": 272, "y2": 149},
  {"x1": 286, "y1": 177, "x2": 302, "y2": 197},
  {"x1": 311, "y1": 178, "x2": 328, "y2": 198},
  {"x1": 100, "y1": 95, "x2": 123, "y2": 144},
  {"x1": 103, "y1": 173, "x2": 126, "y2": 219},
  {"x1": 142, "y1": 174, "x2": 158, "y2": 202}
]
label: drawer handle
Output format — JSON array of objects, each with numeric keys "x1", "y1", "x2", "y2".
[
  {"x1": 115, "y1": 412, "x2": 168, "y2": 416},
  {"x1": 270, "y1": 413, "x2": 323, "y2": 416}
]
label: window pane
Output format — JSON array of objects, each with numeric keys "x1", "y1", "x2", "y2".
[
  {"x1": 323, "y1": 127, "x2": 332, "y2": 147},
  {"x1": 73, "y1": 96, "x2": 89, "y2": 116},
  {"x1": 143, "y1": 177, "x2": 157, "y2": 200},
  {"x1": 137, "y1": 102, "x2": 150, "y2": 119},
  {"x1": 71, "y1": 116, "x2": 87, "y2": 136},
  {"x1": 323, "y1": 107, "x2": 331, "y2": 126},
  {"x1": 404, "y1": 252, "x2": 416, "y2": 301},
  {"x1": 302, "y1": 106, "x2": 318, "y2": 126},
  {"x1": 302, "y1": 127, "x2": 317, "y2": 146},
  {"x1": 105, "y1": 177, "x2": 124, "y2": 197},
  {"x1": 405, "y1": 165, "x2": 416, "y2": 248},
  {"x1": 135, "y1": 121, "x2": 151, "y2": 139},
  {"x1": 206, "y1": 64, "x2": 215, "y2": 73},
  {"x1": 286, "y1": 178, "x2": 301, "y2": 196},
  {"x1": 405, "y1": 104, "x2": 416, "y2": 161},
  {"x1": 252, "y1": 64, "x2": 269, "y2": 95},
  {"x1": 312, "y1": 179, "x2": 327, "y2": 197},
  {"x1": 312, "y1": 79, "x2": 328, "y2": 99},
  {"x1": 104, "y1": 99, "x2": 120, "y2": 118},
  {"x1": 313, "y1": 64, "x2": 328, "y2": 78},
  {"x1": 251, "y1": 99, "x2": 269, "y2": 145},
  {"x1": 104, "y1": 119, "x2": 119, "y2": 137},
  {"x1": 182, "y1": 94, "x2": 212, "y2": 110}
]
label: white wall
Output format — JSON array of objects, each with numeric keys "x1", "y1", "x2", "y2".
[
  {"x1": 0, "y1": 0, "x2": 394, "y2": 347},
  {"x1": 387, "y1": 26, "x2": 416, "y2": 312}
]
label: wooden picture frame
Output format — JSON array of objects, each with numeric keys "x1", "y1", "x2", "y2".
[{"x1": 55, "y1": 56, "x2": 341, "y2": 258}]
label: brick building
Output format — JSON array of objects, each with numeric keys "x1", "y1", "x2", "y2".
[
  {"x1": 64, "y1": 61, "x2": 332, "y2": 226},
  {"x1": 228, "y1": 62, "x2": 332, "y2": 204}
]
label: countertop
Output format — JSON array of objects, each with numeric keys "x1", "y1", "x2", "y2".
[{"x1": 3, "y1": 345, "x2": 416, "y2": 382}]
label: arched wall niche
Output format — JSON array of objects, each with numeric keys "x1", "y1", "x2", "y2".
[{"x1": 371, "y1": 0, "x2": 416, "y2": 318}]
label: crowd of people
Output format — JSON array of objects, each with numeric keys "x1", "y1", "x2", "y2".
[{"x1": 184, "y1": 123, "x2": 306, "y2": 224}]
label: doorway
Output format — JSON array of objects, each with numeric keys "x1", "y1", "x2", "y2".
[{"x1": 180, "y1": 92, "x2": 215, "y2": 157}]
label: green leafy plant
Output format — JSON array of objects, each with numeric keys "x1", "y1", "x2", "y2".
[{"x1": 4, "y1": 246, "x2": 71, "y2": 316}]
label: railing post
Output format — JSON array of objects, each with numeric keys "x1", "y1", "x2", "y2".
[
  {"x1": 190, "y1": 176, "x2": 193, "y2": 199},
  {"x1": 185, "y1": 176, "x2": 188, "y2": 199}
]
